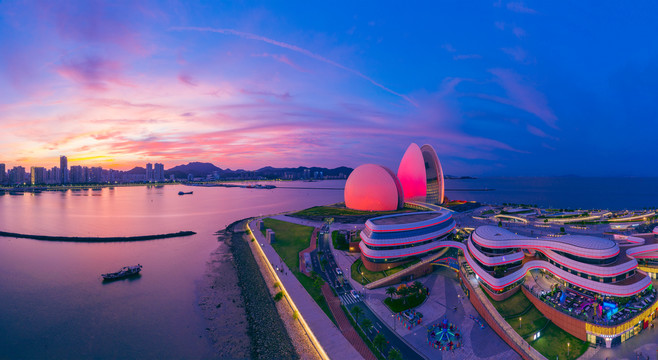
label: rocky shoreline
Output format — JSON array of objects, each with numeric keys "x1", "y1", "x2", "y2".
[{"x1": 198, "y1": 219, "x2": 298, "y2": 359}]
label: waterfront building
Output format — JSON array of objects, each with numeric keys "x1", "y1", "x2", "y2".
[
  {"x1": 359, "y1": 211, "x2": 456, "y2": 271},
  {"x1": 30, "y1": 167, "x2": 46, "y2": 185},
  {"x1": 154, "y1": 163, "x2": 165, "y2": 182},
  {"x1": 344, "y1": 143, "x2": 445, "y2": 211},
  {"x1": 0, "y1": 163, "x2": 5, "y2": 184},
  {"x1": 460, "y1": 226, "x2": 658, "y2": 347},
  {"x1": 89, "y1": 167, "x2": 103, "y2": 183},
  {"x1": 146, "y1": 163, "x2": 153, "y2": 182},
  {"x1": 10, "y1": 166, "x2": 26, "y2": 185},
  {"x1": 60, "y1": 155, "x2": 68, "y2": 184},
  {"x1": 69, "y1": 165, "x2": 84, "y2": 184},
  {"x1": 344, "y1": 164, "x2": 403, "y2": 211}
]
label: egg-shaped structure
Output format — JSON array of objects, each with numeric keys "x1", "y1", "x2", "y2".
[
  {"x1": 397, "y1": 143, "x2": 427, "y2": 201},
  {"x1": 344, "y1": 164, "x2": 404, "y2": 211},
  {"x1": 421, "y1": 144, "x2": 445, "y2": 204}
]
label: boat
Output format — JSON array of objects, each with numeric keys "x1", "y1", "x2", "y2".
[
  {"x1": 102, "y1": 264, "x2": 142, "y2": 280},
  {"x1": 178, "y1": 191, "x2": 193, "y2": 195}
]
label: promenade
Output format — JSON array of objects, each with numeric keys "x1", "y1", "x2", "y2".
[{"x1": 247, "y1": 219, "x2": 363, "y2": 360}]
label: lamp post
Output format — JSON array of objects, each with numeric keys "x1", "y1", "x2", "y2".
[
  {"x1": 519, "y1": 317, "x2": 522, "y2": 329},
  {"x1": 567, "y1": 342, "x2": 570, "y2": 359}
]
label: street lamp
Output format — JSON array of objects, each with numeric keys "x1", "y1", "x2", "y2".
[
  {"x1": 567, "y1": 342, "x2": 570, "y2": 358},
  {"x1": 519, "y1": 317, "x2": 522, "y2": 329}
]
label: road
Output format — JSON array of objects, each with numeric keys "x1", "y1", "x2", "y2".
[{"x1": 310, "y1": 223, "x2": 425, "y2": 360}]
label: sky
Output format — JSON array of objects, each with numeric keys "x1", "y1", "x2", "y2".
[{"x1": 0, "y1": 1, "x2": 656, "y2": 176}]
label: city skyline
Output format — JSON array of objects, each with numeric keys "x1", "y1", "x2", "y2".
[{"x1": 1, "y1": 2, "x2": 657, "y2": 176}]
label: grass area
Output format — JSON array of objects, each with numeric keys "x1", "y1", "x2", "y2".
[
  {"x1": 485, "y1": 289, "x2": 588, "y2": 359},
  {"x1": 291, "y1": 205, "x2": 416, "y2": 218},
  {"x1": 332, "y1": 230, "x2": 349, "y2": 251},
  {"x1": 530, "y1": 322, "x2": 589, "y2": 360},
  {"x1": 261, "y1": 218, "x2": 336, "y2": 324},
  {"x1": 351, "y1": 258, "x2": 422, "y2": 285},
  {"x1": 485, "y1": 289, "x2": 532, "y2": 318},
  {"x1": 384, "y1": 293, "x2": 427, "y2": 312}
]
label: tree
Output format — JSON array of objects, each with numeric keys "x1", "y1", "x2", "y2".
[
  {"x1": 388, "y1": 348, "x2": 403, "y2": 360},
  {"x1": 398, "y1": 286, "x2": 410, "y2": 305},
  {"x1": 351, "y1": 306, "x2": 364, "y2": 323},
  {"x1": 498, "y1": 220, "x2": 502, "y2": 227},
  {"x1": 544, "y1": 219, "x2": 548, "y2": 223},
  {"x1": 361, "y1": 318, "x2": 373, "y2": 333},
  {"x1": 385, "y1": 286, "x2": 397, "y2": 299},
  {"x1": 412, "y1": 281, "x2": 424, "y2": 296},
  {"x1": 560, "y1": 227, "x2": 566, "y2": 233},
  {"x1": 373, "y1": 333, "x2": 387, "y2": 354}
]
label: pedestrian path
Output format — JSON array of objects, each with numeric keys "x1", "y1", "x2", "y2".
[
  {"x1": 321, "y1": 284, "x2": 377, "y2": 360},
  {"x1": 339, "y1": 293, "x2": 361, "y2": 305}
]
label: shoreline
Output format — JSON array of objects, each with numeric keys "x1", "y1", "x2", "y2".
[{"x1": 0, "y1": 230, "x2": 196, "y2": 242}]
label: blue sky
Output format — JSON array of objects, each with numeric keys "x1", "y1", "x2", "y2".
[{"x1": 0, "y1": 1, "x2": 656, "y2": 175}]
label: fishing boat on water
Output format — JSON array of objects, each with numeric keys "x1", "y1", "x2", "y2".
[
  {"x1": 178, "y1": 191, "x2": 193, "y2": 195},
  {"x1": 101, "y1": 264, "x2": 142, "y2": 280}
]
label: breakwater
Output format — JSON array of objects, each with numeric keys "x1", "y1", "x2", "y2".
[{"x1": 0, "y1": 230, "x2": 196, "y2": 242}]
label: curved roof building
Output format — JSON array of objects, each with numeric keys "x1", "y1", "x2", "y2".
[
  {"x1": 344, "y1": 164, "x2": 404, "y2": 211},
  {"x1": 396, "y1": 143, "x2": 427, "y2": 200},
  {"x1": 421, "y1": 144, "x2": 445, "y2": 205},
  {"x1": 359, "y1": 211, "x2": 456, "y2": 271}
]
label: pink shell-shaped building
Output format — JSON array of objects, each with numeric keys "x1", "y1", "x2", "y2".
[
  {"x1": 344, "y1": 164, "x2": 404, "y2": 211},
  {"x1": 396, "y1": 143, "x2": 427, "y2": 201},
  {"x1": 396, "y1": 143, "x2": 445, "y2": 204}
]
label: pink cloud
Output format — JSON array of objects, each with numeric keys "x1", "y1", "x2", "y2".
[
  {"x1": 56, "y1": 56, "x2": 128, "y2": 91},
  {"x1": 178, "y1": 73, "x2": 198, "y2": 87},
  {"x1": 254, "y1": 53, "x2": 311, "y2": 73}
]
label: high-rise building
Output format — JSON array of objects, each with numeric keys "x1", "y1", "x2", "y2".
[
  {"x1": 146, "y1": 163, "x2": 153, "y2": 182},
  {"x1": 69, "y1": 165, "x2": 84, "y2": 184},
  {"x1": 60, "y1": 156, "x2": 68, "y2": 184},
  {"x1": 89, "y1": 167, "x2": 103, "y2": 183},
  {"x1": 154, "y1": 163, "x2": 164, "y2": 182},
  {"x1": 10, "y1": 166, "x2": 26, "y2": 185},
  {"x1": 30, "y1": 167, "x2": 46, "y2": 185},
  {"x1": 0, "y1": 163, "x2": 5, "y2": 184}
]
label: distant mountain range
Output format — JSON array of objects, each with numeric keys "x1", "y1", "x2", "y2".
[{"x1": 125, "y1": 162, "x2": 473, "y2": 180}]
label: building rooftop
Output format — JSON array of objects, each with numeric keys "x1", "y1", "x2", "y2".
[{"x1": 370, "y1": 211, "x2": 446, "y2": 225}]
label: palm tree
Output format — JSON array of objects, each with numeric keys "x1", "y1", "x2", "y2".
[
  {"x1": 398, "y1": 286, "x2": 410, "y2": 305},
  {"x1": 351, "y1": 306, "x2": 364, "y2": 323},
  {"x1": 388, "y1": 348, "x2": 402, "y2": 360},
  {"x1": 385, "y1": 286, "x2": 397, "y2": 300},
  {"x1": 412, "y1": 281, "x2": 424, "y2": 296},
  {"x1": 373, "y1": 333, "x2": 387, "y2": 354},
  {"x1": 361, "y1": 318, "x2": 373, "y2": 333}
]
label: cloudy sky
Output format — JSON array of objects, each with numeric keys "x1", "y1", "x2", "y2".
[{"x1": 0, "y1": 1, "x2": 656, "y2": 175}]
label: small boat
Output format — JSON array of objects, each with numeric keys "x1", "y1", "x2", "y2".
[
  {"x1": 178, "y1": 191, "x2": 193, "y2": 195},
  {"x1": 102, "y1": 264, "x2": 142, "y2": 280}
]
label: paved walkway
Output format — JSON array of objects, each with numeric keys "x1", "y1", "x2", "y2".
[
  {"x1": 321, "y1": 283, "x2": 377, "y2": 360},
  {"x1": 248, "y1": 219, "x2": 363, "y2": 360}
]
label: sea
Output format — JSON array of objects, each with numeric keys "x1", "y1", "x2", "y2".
[{"x1": 0, "y1": 177, "x2": 656, "y2": 358}]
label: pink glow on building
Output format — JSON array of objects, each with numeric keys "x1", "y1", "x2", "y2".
[
  {"x1": 397, "y1": 143, "x2": 426, "y2": 200},
  {"x1": 344, "y1": 164, "x2": 403, "y2": 211}
]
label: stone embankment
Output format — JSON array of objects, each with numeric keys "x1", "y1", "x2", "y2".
[{"x1": 0, "y1": 230, "x2": 196, "y2": 242}]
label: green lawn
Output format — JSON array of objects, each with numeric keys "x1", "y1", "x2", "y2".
[
  {"x1": 485, "y1": 289, "x2": 532, "y2": 318},
  {"x1": 485, "y1": 289, "x2": 588, "y2": 359},
  {"x1": 350, "y1": 258, "x2": 422, "y2": 285},
  {"x1": 291, "y1": 205, "x2": 416, "y2": 218},
  {"x1": 261, "y1": 218, "x2": 336, "y2": 324},
  {"x1": 384, "y1": 293, "x2": 427, "y2": 312},
  {"x1": 332, "y1": 230, "x2": 349, "y2": 251},
  {"x1": 530, "y1": 322, "x2": 588, "y2": 360}
]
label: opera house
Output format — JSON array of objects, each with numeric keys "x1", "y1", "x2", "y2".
[{"x1": 344, "y1": 143, "x2": 457, "y2": 270}]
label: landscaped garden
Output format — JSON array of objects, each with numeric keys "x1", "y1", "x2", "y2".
[
  {"x1": 331, "y1": 230, "x2": 349, "y2": 250},
  {"x1": 384, "y1": 282, "x2": 428, "y2": 313},
  {"x1": 260, "y1": 218, "x2": 335, "y2": 323},
  {"x1": 350, "y1": 258, "x2": 421, "y2": 285},
  {"x1": 485, "y1": 289, "x2": 588, "y2": 359},
  {"x1": 291, "y1": 205, "x2": 415, "y2": 218}
]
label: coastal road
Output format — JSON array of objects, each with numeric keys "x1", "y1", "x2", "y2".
[{"x1": 312, "y1": 224, "x2": 425, "y2": 360}]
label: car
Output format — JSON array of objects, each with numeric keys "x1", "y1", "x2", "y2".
[
  {"x1": 350, "y1": 290, "x2": 359, "y2": 299},
  {"x1": 335, "y1": 268, "x2": 343, "y2": 276}
]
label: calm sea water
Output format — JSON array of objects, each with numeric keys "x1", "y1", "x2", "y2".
[
  {"x1": 0, "y1": 182, "x2": 344, "y2": 359},
  {"x1": 445, "y1": 177, "x2": 658, "y2": 210}
]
